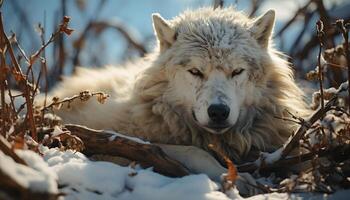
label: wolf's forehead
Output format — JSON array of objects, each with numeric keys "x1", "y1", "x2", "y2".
[
  {"x1": 172, "y1": 7, "x2": 254, "y2": 48},
  {"x1": 175, "y1": 19, "x2": 252, "y2": 49}
]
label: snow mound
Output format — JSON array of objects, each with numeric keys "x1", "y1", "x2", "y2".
[{"x1": 39, "y1": 146, "x2": 233, "y2": 200}]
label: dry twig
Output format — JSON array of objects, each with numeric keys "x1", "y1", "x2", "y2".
[{"x1": 317, "y1": 20, "x2": 325, "y2": 110}]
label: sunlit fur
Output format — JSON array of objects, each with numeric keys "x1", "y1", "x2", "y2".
[{"x1": 42, "y1": 7, "x2": 309, "y2": 164}]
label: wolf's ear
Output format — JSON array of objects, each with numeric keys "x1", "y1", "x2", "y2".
[
  {"x1": 250, "y1": 10, "x2": 275, "y2": 49},
  {"x1": 152, "y1": 13, "x2": 176, "y2": 52}
]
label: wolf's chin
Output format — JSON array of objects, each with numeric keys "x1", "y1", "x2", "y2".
[
  {"x1": 191, "y1": 111, "x2": 233, "y2": 134},
  {"x1": 202, "y1": 126, "x2": 232, "y2": 134}
]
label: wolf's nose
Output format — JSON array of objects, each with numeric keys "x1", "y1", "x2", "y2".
[{"x1": 208, "y1": 104, "x2": 230, "y2": 123}]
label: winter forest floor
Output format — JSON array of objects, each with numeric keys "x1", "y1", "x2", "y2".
[{"x1": 1, "y1": 0, "x2": 350, "y2": 199}]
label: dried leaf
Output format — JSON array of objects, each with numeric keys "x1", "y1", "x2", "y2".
[
  {"x1": 59, "y1": 16, "x2": 74, "y2": 35},
  {"x1": 12, "y1": 136, "x2": 25, "y2": 150},
  {"x1": 224, "y1": 156, "x2": 238, "y2": 183},
  {"x1": 208, "y1": 144, "x2": 238, "y2": 183}
]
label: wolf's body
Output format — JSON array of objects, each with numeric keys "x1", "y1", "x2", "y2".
[{"x1": 43, "y1": 7, "x2": 308, "y2": 164}]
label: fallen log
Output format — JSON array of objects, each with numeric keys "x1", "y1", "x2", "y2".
[{"x1": 64, "y1": 124, "x2": 190, "y2": 177}]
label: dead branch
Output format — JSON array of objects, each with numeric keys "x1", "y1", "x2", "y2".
[
  {"x1": 9, "y1": 33, "x2": 30, "y2": 63},
  {"x1": 238, "y1": 143, "x2": 350, "y2": 173},
  {"x1": 73, "y1": 20, "x2": 147, "y2": 67},
  {"x1": 65, "y1": 124, "x2": 190, "y2": 177},
  {"x1": 289, "y1": 11, "x2": 315, "y2": 57},
  {"x1": 213, "y1": 0, "x2": 224, "y2": 9},
  {"x1": 275, "y1": 0, "x2": 312, "y2": 37},
  {"x1": 237, "y1": 96, "x2": 338, "y2": 173},
  {"x1": 249, "y1": 0, "x2": 264, "y2": 18},
  {"x1": 282, "y1": 98, "x2": 338, "y2": 158}
]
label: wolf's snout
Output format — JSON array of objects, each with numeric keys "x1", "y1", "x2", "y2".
[{"x1": 207, "y1": 104, "x2": 230, "y2": 123}]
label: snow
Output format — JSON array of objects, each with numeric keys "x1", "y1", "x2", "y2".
[
  {"x1": 51, "y1": 125, "x2": 70, "y2": 137},
  {"x1": 0, "y1": 150, "x2": 58, "y2": 193},
  {"x1": 1, "y1": 146, "x2": 350, "y2": 199},
  {"x1": 106, "y1": 130, "x2": 150, "y2": 144},
  {"x1": 119, "y1": 171, "x2": 231, "y2": 200},
  {"x1": 255, "y1": 148, "x2": 283, "y2": 166}
]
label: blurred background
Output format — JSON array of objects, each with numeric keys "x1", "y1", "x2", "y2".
[{"x1": 2, "y1": 0, "x2": 350, "y2": 91}]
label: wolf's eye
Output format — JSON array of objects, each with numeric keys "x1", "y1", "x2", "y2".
[
  {"x1": 188, "y1": 68, "x2": 204, "y2": 78},
  {"x1": 231, "y1": 68, "x2": 245, "y2": 78}
]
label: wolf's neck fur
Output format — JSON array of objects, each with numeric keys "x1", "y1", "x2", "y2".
[{"x1": 126, "y1": 53, "x2": 308, "y2": 164}]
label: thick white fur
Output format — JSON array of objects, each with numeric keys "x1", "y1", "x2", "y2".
[{"x1": 40, "y1": 7, "x2": 309, "y2": 164}]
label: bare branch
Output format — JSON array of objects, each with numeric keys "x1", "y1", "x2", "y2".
[
  {"x1": 0, "y1": 12, "x2": 37, "y2": 140},
  {"x1": 213, "y1": 0, "x2": 224, "y2": 9}
]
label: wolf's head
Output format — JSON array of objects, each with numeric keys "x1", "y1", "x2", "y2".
[{"x1": 150, "y1": 7, "x2": 277, "y2": 135}]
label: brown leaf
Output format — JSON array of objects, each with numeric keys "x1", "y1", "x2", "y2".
[
  {"x1": 224, "y1": 156, "x2": 238, "y2": 183},
  {"x1": 96, "y1": 93, "x2": 109, "y2": 104},
  {"x1": 12, "y1": 136, "x2": 25, "y2": 150},
  {"x1": 208, "y1": 144, "x2": 238, "y2": 183},
  {"x1": 59, "y1": 16, "x2": 74, "y2": 36}
]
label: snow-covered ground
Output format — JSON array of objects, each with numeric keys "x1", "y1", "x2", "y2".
[{"x1": 1, "y1": 146, "x2": 349, "y2": 200}]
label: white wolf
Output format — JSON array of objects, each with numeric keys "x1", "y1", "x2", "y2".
[{"x1": 43, "y1": 7, "x2": 308, "y2": 166}]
